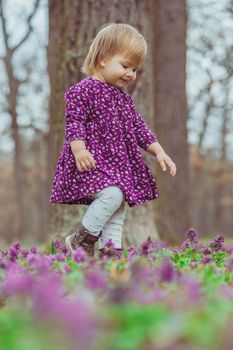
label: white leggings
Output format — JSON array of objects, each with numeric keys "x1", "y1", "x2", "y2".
[{"x1": 82, "y1": 186, "x2": 127, "y2": 249}]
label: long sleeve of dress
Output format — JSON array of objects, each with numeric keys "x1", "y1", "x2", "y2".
[
  {"x1": 64, "y1": 86, "x2": 89, "y2": 144},
  {"x1": 128, "y1": 96, "x2": 158, "y2": 150}
]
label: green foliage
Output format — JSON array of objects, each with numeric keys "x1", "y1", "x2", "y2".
[
  {"x1": 50, "y1": 240, "x2": 55, "y2": 255},
  {"x1": 101, "y1": 303, "x2": 169, "y2": 350},
  {"x1": 0, "y1": 306, "x2": 70, "y2": 350}
]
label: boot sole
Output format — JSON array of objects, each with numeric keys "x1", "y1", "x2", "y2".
[{"x1": 65, "y1": 234, "x2": 75, "y2": 253}]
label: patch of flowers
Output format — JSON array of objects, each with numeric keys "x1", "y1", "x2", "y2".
[{"x1": 0, "y1": 228, "x2": 233, "y2": 350}]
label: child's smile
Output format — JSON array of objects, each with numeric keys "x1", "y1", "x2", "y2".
[{"x1": 92, "y1": 53, "x2": 139, "y2": 89}]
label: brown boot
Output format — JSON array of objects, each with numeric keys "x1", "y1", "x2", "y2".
[
  {"x1": 65, "y1": 223, "x2": 102, "y2": 257},
  {"x1": 98, "y1": 248, "x2": 105, "y2": 259}
]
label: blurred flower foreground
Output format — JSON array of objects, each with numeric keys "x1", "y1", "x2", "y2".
[{"x1": 0, "y1": 228, "x2": 233, "y2": 350}]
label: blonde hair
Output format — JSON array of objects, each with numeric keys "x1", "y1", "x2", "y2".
[{"x1": 81, "y1": 23, "x2": 147, "y2": 76}]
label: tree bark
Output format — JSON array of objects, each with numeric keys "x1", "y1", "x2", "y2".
[
  {"x1": 151, "y1": 0, "x2": 190, "y2": 244},
  {"x1": 47, "y1": 0, "x2": 160, "y2": 244}
]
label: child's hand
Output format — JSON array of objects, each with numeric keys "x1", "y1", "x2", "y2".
[
  {"x1": 156, "y1": 151, "x2": 177, "y2": 176},
  {"x1": 74, "y1": 150, "x2": 97, "y2": 172}
]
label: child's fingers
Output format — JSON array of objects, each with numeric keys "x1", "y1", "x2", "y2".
[
  {"x1": 85, "y1": 159, "x2": 92, "y2": 169},
  {"x1": 168, "y1": 162, "x2": 176, "y2": 176},
  {"x1": 81, "y1": 158, "x2": 96, "y2": 172},
  {"x1": 82, "y1": 159, "x2": 94, "y2": 171},
  {"x1": 79, "y1": 160, "x2": 88, "y2": 171},
  {"x1": 76, "y1": 156, "x2": 96, "y2": 172},
  {"x1": 89, "y1": 160, "x2": 97, "y2": 169},
  {"x1": 87, "y1": 157, "x2": 96, "y2": 170},
  {"x1": 157, "y1": 153, "x2": 176, "y2": 175},
  {"x1": 89, "y1": 157, "x2": 96, "y2": 169},
  {"x1": 160, "y1": 160, "x2": 166, "y2": 171},
  {"x1": 76, "y1": 161, "x2": 84, "y2": 172}
]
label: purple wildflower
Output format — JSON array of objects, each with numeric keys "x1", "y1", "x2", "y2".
[
  {"x1": 147, "y1": 236, "x2": 153, "y2": 246},
  {"x1": 32, "y1": 272, "x2": 64, "y2": 313},
  {"x1": 193, "y1": 244, "x2": 203, "y2": 252},
  {"x1": 8, "y1": 246, "x2": 19, "y2": 263},
  {"x1": 57, "y1": 298, "x2": 97, "y2": 346},
  {"x1": 223, "y1": 247, "x2": 233, "y2": 254},
  {"x1": 85, "y1": 270, "x2": 107, "y2": 290},
  {"x1": 104, "y1": 239, "x2": 115, "y2": 249},
  {"x1": 12, "y1": 242, "x2": 21, "y2": 251},
  {"x1": 184, "y1": 228, "x2": 199, "y2": 244},
  {"x1": 201, "y1": 256, "x2": 212, "y2": 264},
  {"x1": 26, "y1": 253, "x2": 52, "y2": 273},
  {"x1": 1, "y1": 250, "x2": 8, "y2": 257},
  {"x1": 72, "y1": 247, "x2": 86, "y2": 263},
  {"x1": 54, "y1": 238, "x2": 68, "y2": 255},
  {"x1": 32, "y1": 272, "x2": 99, "y2": 346},
  {"x1": 181, "y1": 240, "x2": 191, "y2": 250},
  {"x1": 140, "y1": 236, "x2": 153, "y2": 256},
  {"x1": 209, "y1": 235, "x2": 224, "y2": 252},
  {"x1": 100, "y1": 240, "x2": 123, "y2": 259},
  {"x1": 0, "y1": 255, "x2": 6, "y2": 269},
  {"x1": 173, "y1": 247, "x2": 181, "y2": 253},
  {"x1": 148, "y1": 240, "x2": 168, "y2": 252},
  {"x1": 20, "y1": 250, "x2": 29, "y2": 258},
  {"x1": 160, "y1": 241, "x2": 169, "y2": 248},
  {"x1": 54, "y1": 238, "x2": 62, "y2": 249},
  {"x1": 53, "y1": 253, "x2": 65, "y2": 262},
  {"x1": 127, "y1": 246, "x2": 137, "y2": 256},
  {"x1": 157, "y1": 256, "x2": 175, "y2": 283},
  {"x1": 30, "y1": 245, "x2": 37, "y2": 254},
  {"x1": 203, "y1": 248, "x2": 212, "y2": 255},
  {"x1": 114, "y1": 249, "x2": 123, "y2": 260},
  {"x1": 2, "y1": 263, "x2": 34, "y2": 295}
]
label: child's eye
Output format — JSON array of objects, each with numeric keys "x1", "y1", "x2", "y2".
[{"x1": 122, "y1": 64, "x2": 137, "y2": 72}]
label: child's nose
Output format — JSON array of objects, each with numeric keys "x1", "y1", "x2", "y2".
[{"x1": 126, "y1": 71, "x2": 134, "y2": 78}]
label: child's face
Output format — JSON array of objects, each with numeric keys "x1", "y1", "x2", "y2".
[{"x1": 96, "y1": 53, "x2": 139, "y2": 88}]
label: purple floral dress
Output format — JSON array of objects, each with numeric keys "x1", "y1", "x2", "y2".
[{"x1": 49, "y1": 76, "x2": 160, "y2": 207}]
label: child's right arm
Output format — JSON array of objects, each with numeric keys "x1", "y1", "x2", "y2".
[
  {"x1": 64, "y1": 85, "x2": 96, "y2": 173},
  {"x1": 70, "y1": 140, "x2": 96, "y2": 173}
]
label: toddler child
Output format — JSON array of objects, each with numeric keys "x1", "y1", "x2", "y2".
[{"x1": 49, "y1": 23, "x2": 177, "y2": 257}]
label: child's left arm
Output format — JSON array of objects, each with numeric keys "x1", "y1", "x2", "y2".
[
  {"x1": 129, "y1": 95, "x2": 176, "y2": 176},
  {"x1": 146, "y1": 142, "x2": 177, "y2": 177}
]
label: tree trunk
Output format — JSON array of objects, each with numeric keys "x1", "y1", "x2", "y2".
[
  {"x1": 47, "y1": 0, "x2": 159, "y2": 245},
  {"x1": 0, "y1": 0, "x2": 42, "y2": 242},
  {"x1": 4, "y1": 48, "x2": 29, "y2": 241},
  {"x1": 152, "y1": 0, "x2": 190, "y2": 244}
]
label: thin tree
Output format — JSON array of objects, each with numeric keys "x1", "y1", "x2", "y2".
[{"x1": 0, "y1": 0, "x2": 41, "y2": 240}]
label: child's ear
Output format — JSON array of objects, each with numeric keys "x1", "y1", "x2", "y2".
[{"x1": 100, "y1": 59, "x2": 107, "y2": 68}]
